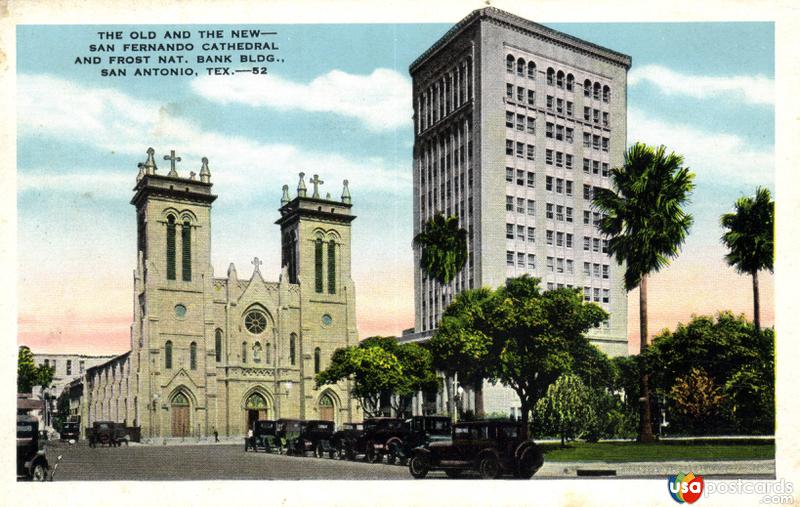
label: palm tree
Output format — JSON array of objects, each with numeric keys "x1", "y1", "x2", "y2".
[
  {"x1": 592, "y1": 143, "x2": 695, "y2": 443},
  {"x1": 413, "y1": 213, "x2": 467, "y2": 285},
  {"x1": 720, "y1": 187, "x2": 774, "y2": 332}
]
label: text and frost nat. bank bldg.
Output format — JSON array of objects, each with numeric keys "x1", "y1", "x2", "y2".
[{"x1": 79, "y1": 149, "x2": 361, "y2": 438}]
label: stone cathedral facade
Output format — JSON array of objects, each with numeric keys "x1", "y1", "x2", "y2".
[{"x1": 79, "y1": 148, "x2": 361, "y2": 438}]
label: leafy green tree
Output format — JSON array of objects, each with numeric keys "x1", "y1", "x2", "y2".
[
  {"x1": 428, "y1": 288, "x2": 494, "y2": 418},
  {"x1": 413, "y1": 213, "x2": 467, "y2": 284},
  {"x1": 535, "y1": 374, "x2": 594, "y2": 446},
  {"x1": 592, "y1": 142, "x2": 695, "y2": 442},
  {"x1": 669, "y1": 367, "x2": 725, "y2": 434},
  {"x1": 54, "y1": 391, "x2": 71, "y2": 433},
  {"x1": 316, "y1": 336, "x2": 438, "y2": 417},
  {"x1": 723, "y1": 358, "x2": 774, "y2": 434},
  {"x1": 17, "y1": 345, "x2": 54, "y2": 394},
  {"x1": 721, "y1": 187, "x2": 774, "y2": 332}
]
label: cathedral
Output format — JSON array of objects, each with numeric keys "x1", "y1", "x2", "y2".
[{"x1": 78, "y1": 148, "x2": 361, "y2": 438}]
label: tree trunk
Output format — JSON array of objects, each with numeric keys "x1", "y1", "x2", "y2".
[
  {"x1": 474, "y1": 377, "x2": 484, "y2": 418},
  {"x1": 752, "y1": 270, "x2": 761, "y2": 332},
  {"x1": 520, "y1": 400, "x2": 530, "y2": 439},
  {"x1": 639, "y1": 275, "x2": 656, "y2": 443},
  {"x1": 445, "y1": 374, "x2": 455, "y2": 422}
]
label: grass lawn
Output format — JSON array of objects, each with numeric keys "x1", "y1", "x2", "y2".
[{"x1": 540, "y1": 441, "x2": 775, "y2": 462}]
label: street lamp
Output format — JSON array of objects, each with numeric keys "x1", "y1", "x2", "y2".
[{"x1": 454, "y1": 386, "x2": 465, "y2": 423}]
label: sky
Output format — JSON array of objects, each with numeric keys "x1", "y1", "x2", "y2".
[{"x1": 15, "y1": 21, "x2": 774, "y2": 355}]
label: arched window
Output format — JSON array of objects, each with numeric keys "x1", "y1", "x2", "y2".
[
  {"x1": 583, "y1": 79, "x2": 592, "y2": 97},
  {"x1": 182, "y1": 220, "x2": 191, "y2": 281},
  {"x1": 190, "y1": 342, "x2": 197, "y2": 370},
  {"x1": 327, "y1": 239, "x2": 336, "y2": 294},
  {"x1": 593, "y1": 82, "x2": 601, "y2": 99},
  {"x1": 556, "y1": 70, "x2": 565, "y2": 88},
  {"x1": 172, "y1": 392, "x2": 189, "y2": 406},
  {"x1": 566, "y1": 73, "x2": 575, "y2": 92},
  {"x1": 290, "y1": 333, "x2": 297, "y2": 366},
  {"x1": 166, "y1": 215, "x2": 176, "y2": 280},
  {"x1": 603, "y1": 85, "x2": 611, "y2": 103},
  {"x1": 266, "y1": 343, "x2": 272, "y2": 364},
  {"x1": 241, "y1": 342, "x2": 247, "y2": 363},
  {"x1": 546, "y1": 67, "x2": 555, "y2": 85},
  {"x1": 527, "y1": 61, "x2": 536, "y2": 79},
  {"x1": 215, "y1": 329, "x2": 222, "y2": 363},
  {"x1": 253, "y1": 342, "x2": 262, "y2": 363},
  {"x1": 314, "y1": 347, "x2": 321, "y2": 374},
  {"x1": 506, "y1": 54, "x2": 514, "y2": 73},
  {"x1": 516, "y1": 57, "x2": 525, "y2": 76},
  {"x1": 314, "y1": 237, "x2": 323, "y2": 293},
  {"x1": 165, "y1": 341, "x2": 173, "y2": 369}
]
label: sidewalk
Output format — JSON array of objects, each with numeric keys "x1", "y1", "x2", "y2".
[{"x1": 537, "y1": 459, "x2": 775, "y2": 478}]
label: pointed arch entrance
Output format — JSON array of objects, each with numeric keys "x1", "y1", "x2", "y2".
[
  {"x1": 171, "y1": 392, "x2": 190, "y2": 437},
  {"x1": 318, "y1": 392, "x2": 335, "y2": 422},
  {"x1": 244, "y1": 391, "x2": 273, "y2": 433}
]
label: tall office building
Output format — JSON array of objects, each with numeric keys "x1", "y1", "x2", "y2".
[{"x1": 409, "y1": 8, "x2": 631, "y2": 358}]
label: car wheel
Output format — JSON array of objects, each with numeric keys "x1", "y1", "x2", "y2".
[
  {"x1": 365, "y1": 443, "x2": 380, "y2": 464},
  {"x1": 479, "y1": 456, "x2": 500, "y2": 480},
  {"x1": 515, "y1": 448, "x2": 544, "y2": 479},
  {"x1": 445, "y1": 469, "x2": 463, "y2": 478},
  {"x1": 408, "y1": 455, "x2": 429, "y2": 479},
  {"x1": 31, "y1": 462, "x2": 48, "y2": 482},
  {"x1": 387, "y1": 448, "x2": 397, "y2": 465}
]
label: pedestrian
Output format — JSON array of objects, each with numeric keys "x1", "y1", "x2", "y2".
[{"x1": 214, "y1": 429, "x2": 219, "y2": 443}]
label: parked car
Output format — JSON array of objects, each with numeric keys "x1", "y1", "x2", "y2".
[
  {"x1": 245, "y1": 420, "x2": 278, "y2": 452},
  {"x1": 287, "y1": 420, "x2": 336, "y2": 458},
  {"x1": 344, "y1": 417, "x2": 408, "y2": 463},
  {"x1": 17, "y1": 414, "x2": 49, "y2": 481},
  {"x1": 331, "y1": 422, "x2": 363, "y2": 460},
  {"x1": 385, "y1": 416, "x2": 452, "y2": 465},
  {"x1": 113, "y1": 423, "x2": 130, "y2": 446},
  {"x1": 407, "y1": 420, "x2": 544, "y2": 479},
  {"x1": 60, "y1": 421, "x2": 80, "y2": 441},
  {"x1": 88, "y1": 421, "x2": 118, "y2": 447},
  {"x1": 275, "y1": 419, "x2": 305, "y2": 455}
]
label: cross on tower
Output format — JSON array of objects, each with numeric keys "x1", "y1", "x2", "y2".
[
  {"x1": 164, "y1": 150, "x2": 182, "y2": 176},
  {"x1": 251, "y1": 256, "x2": 263, "y2": 274},
  {"x1": 311, "y1": 174, "x2": 324, "y2": 198}
]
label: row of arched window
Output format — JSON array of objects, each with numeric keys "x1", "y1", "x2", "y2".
[
  {"x1": 314, "y1": 237, "x2": 336, "y2": 294},
  {"x1": 505, "y1": 54, "x2": 612, "y2": 102},
  {"x1": 166, "y1": 214, "x2": 191, "y2": 281},
  {"x1": 212, "y1": 329, "x2": 299, "y2": 366},
  {"x1": 164, "y1": 340, "x2": 197, "y2": 370}
]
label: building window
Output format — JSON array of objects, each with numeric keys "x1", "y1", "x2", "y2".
[
  {"x1": 506, "y1": 83, "x2": 513, "y2": 99},
  {"x1": 546, "y1": 122, "x2": 554, "y2": 138},
  {"x1": 516, "y1": 198, "x2": 525, "y2": 214},
  {"x1": 527, "y1": 254, "x2": 536, "y2": 270},
  {"x1": 584, "y1": 236, "x2": 591, "y2": 251},
  {"x1": 242, "y1": 342, "x2": 247, "y2": 363},
  {"x1": 506, "y1": 167, "x2": 514, "y2": 182},
  {"x1": 506, "y1": 196, "x2": 514, "y2": 211},
  {"x1": 506, "y1": 251, "x2": 514, "y2": 266},
  {"x1": 583, "y1": 106, "x2": 591, "y2": 121},
  {"x1": 527, "y1": 172, "x2": 535, "y2": 187},
  {"x1": 182, "y1": 220, "x2": 191, "y2": 281},
  {"x1": 527, "y1": 61, "x2": 536, "y2": 79},
  {"x1": 546, "y1": 203, "x2": 554, "y2": 219},
  {"x1": 517, "y1": 252, "x2": 525, "y2": 268},
  {"x1": 603, "y1": 85, "x2": 611, "y2": 102},
  {"x1": 516, "y1": 225, "x2": 525, "y2": 241},
  {"x1": 505, "y1": 111, "x2": 514, "y2": 128},
  {"x1": 290, "y1": 333, "x2": 297, "y2": 365},
  {"x1": 314, "y1": 347, "x2": 322, "y2": 373},
  {"x1": 555, "y1": 178, "x2": 563, "y2": 194},
  {"x1": 556, "y1": 231, "x2": 564, "y2": 247},
  {"x1": 602, "y1": 239, "x2": 609, "y2": 254},
  {"x1": 80, "y1": 360, "x2": 85, "y2": 374},
  {"x1": 566, "y1": 233, "x2": 573, "y2": 248},
  {"x1": 602, "y1": 137, "x2": 609, "y2": 152},
  {"x1": 546, "y1": 95, "x2": 553, "y2": 110},
  {"x1": 516, "y1": 142, "x2": 524, "y2": 158},
  {"x1": 517, "y1": 86, "x2": 524, "y2": 102},
  {"x1": 556, "y1": 205, "x2": 564, "y2": 221},
  {"x1": 584, "y1": 210, "x2": 591, "y2": 225},
  {"x1": 516, "y1": 114, "x2": 525, "y2": 131},
  {"x1": 506, "y1": 54, "x2": 514, "y2": 72},
  {"x1": 547, "y1": 256, "x2": 554, "y2": 272},
  {"x1": 583, "y1": 132, "x2": 591, "y2": 148},
  {"x1": 506, "y1": 223, "x2": 514, "y2": 239},
  {"x1": 526, "y1": 144, "x2": 535, "y2": 161},
  {"x1": 547, "y1": 67, "x2": 555, "y2": 85},
  {"x1": 328, "y1": 240, "x2": 336, "y2": 294},
  {"x1": 517, "y1": 57, "x2": 525, "y2": 76},
  {"x1": 603, "y1": 265, "x2": 610, "y2": 279},
  {"x1": 215, "y1": 329, "x2": 222, "y2": 362},
  {"x1": 165, "y1": 341, "x2": 173, "y2": 369},
  {"x1": 584, "y1": 287, "x2": 591, "y2": 301},
  {"x1": 555, "y1": 152, "x2": 563, "y2": 168},
  {"x1": 566, "y1": 128, "x2": 574, "y2": 144},
  {"x1": 603, "y1": 111, "x2": 609, "y2": 127},
  {"x1": 527, "y1": 89, "x2": 535, "y2": 106},
  {"x1": 190, "y1": 342, "x2": 197, "y2": 370},
  {"x1": 602, "y1": 163, "x2": 609, "y2": 177},
  {"x1": 527, "y1": 199, "x2": 535, "y2": 215},
  {"x1": 166, "y1": 215, "x2": 176, "y2": 280},
  {"x1": 556, "y1": 258, "x2": 564, "y2": 273},
  {"x1": 546, "y1": 230, "x2": 554, "y2": 245},
  {"x1": 566, "y1": 73, "x2": 574, "y2": 91},
  {"x1": 546, "y1": 176, "x2": 553, "y2": 191},
  {"x1": 593, "y1": 238, "x2": 601, "y2": 252},
  {"x1": 526, "y1": 117, "x2": 535, "y2": 134},
  {"x1": 66, "y1": 360, "x2": 72, "y2": 376},
  {"x1": 603, "y1": 289, "x2": 610, "y2": 304},
  {"x1": 556, "y1": 98, "x2": 563, "y2": 114},
  {"x1": 583, "y1": 158, "x2": 591, "y2": 173},
  {"x1": 546, "y1": 150, "x2": 553, "y2": 165},
  {"x1": 583, "y1": 184, "x2": 592, "y2": 200},
  {"x1": 527, "y1": 227, "x2": 536, "y2": 242},
  {"x1": 584, "y1": 262, "x2": 591, "y2": 276},
  {"x1": 594, "y1": 82, "x2": 601, "y2": 100},
  {"x1": 565, "y1": 180, "x2": 573, "y2": 196},
  {"x1": 506, "y1": 140, "x2": 514, "y2": 156},
  {"x1": 245, "y1": 310, "x2": 267, "y2": 334},
  {"x1": 314, "y1": 238, "x2": 323, "y2": 293},
  {"x1": 516, "y1": 169, "x2": 525, "y2": 186}
]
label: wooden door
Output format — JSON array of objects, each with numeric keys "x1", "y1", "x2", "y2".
[{"x1": 172, "y1": 405, "x2": 190, "y2": 437}]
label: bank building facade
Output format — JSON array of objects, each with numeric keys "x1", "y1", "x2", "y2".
[{"x1": 79, "y1": 148, "x2": 361, "y2": 438}]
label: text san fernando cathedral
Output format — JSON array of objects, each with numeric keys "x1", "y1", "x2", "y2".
[{"x1": 79, "y1": 147, "x2": 362, "y2": 438}]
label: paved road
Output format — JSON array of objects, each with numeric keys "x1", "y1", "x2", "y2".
[{"x1": 44, "y1": 441, "x2": 775, "y2": 481}]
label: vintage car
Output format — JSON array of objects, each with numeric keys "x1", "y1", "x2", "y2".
[
  {"x1": 286, "y1": 420, "x2": 336, "y2": 458},
  {"x1": 88, "y1": 421, "x2": 119, "y2": 447},
  {"x1": 344, "y1": 417, "x2": 408, "y2": 463},
  {"x1": 60, "y1": 421, "x2": 80, "y2": 441},
  {"x1": 275, "y1": 418, "x2": 305, "y2": 455},
  {"x1": 17, "y1": 414, "x2": 49, "y2": 481},
  {"x1": 384, "y1": 416, "x2": 452, "y2": 465},
  {"x1": 244, "y1": 420, "x2": 278, "y2": 452},
  {"x1": 331, "y1": 422, "x2": 364, "y2": 460},
  {"x1": 407, "y1": 420, "x2": 544, "y2": 479}
]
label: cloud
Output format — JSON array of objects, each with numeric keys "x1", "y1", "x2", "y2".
[
  {"x1": 190, "y1": 68, "x2": 412, "y2": 132},
  {"x1": 628, "y1": 107, "x2": 773, "y2": 186},
  {"x1": 17, "y1": 74, "x2": 411, "y2": 199},
  {"x1": 628, "y1": 64, "x2": 773, "y2": 105}
]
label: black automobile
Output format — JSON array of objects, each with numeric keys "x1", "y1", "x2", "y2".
[
  {"x1": 331, "y1": 423, "x2": 363, "y2": 460},
  {"x1": 345, "y1": 417, "x2": 408, "y2": 463},
  {"x1": 60, "y1": 421, "x2": 80, "y2": 441},
  {"x1": 88, "y1": 421, "x2": 117, "y2": 447},
  {"x1": 408, "y1": 420, "x2": 544, "y2": 479},
  {"x1": 245, "y1": 420, "x2": 278, "y2": 452},
  {"x1": 384, "y1": 416, "x2": 452, "y2": 465},
  {"x1": 275, "y1": 419, "x2": 305, "y2": 455},
  {"x1": 287, "y1": 420, "x2": 336, "y2": 458},
  {"x1": 17, "y1": 415, "x2": 49, "y2": 481}
]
